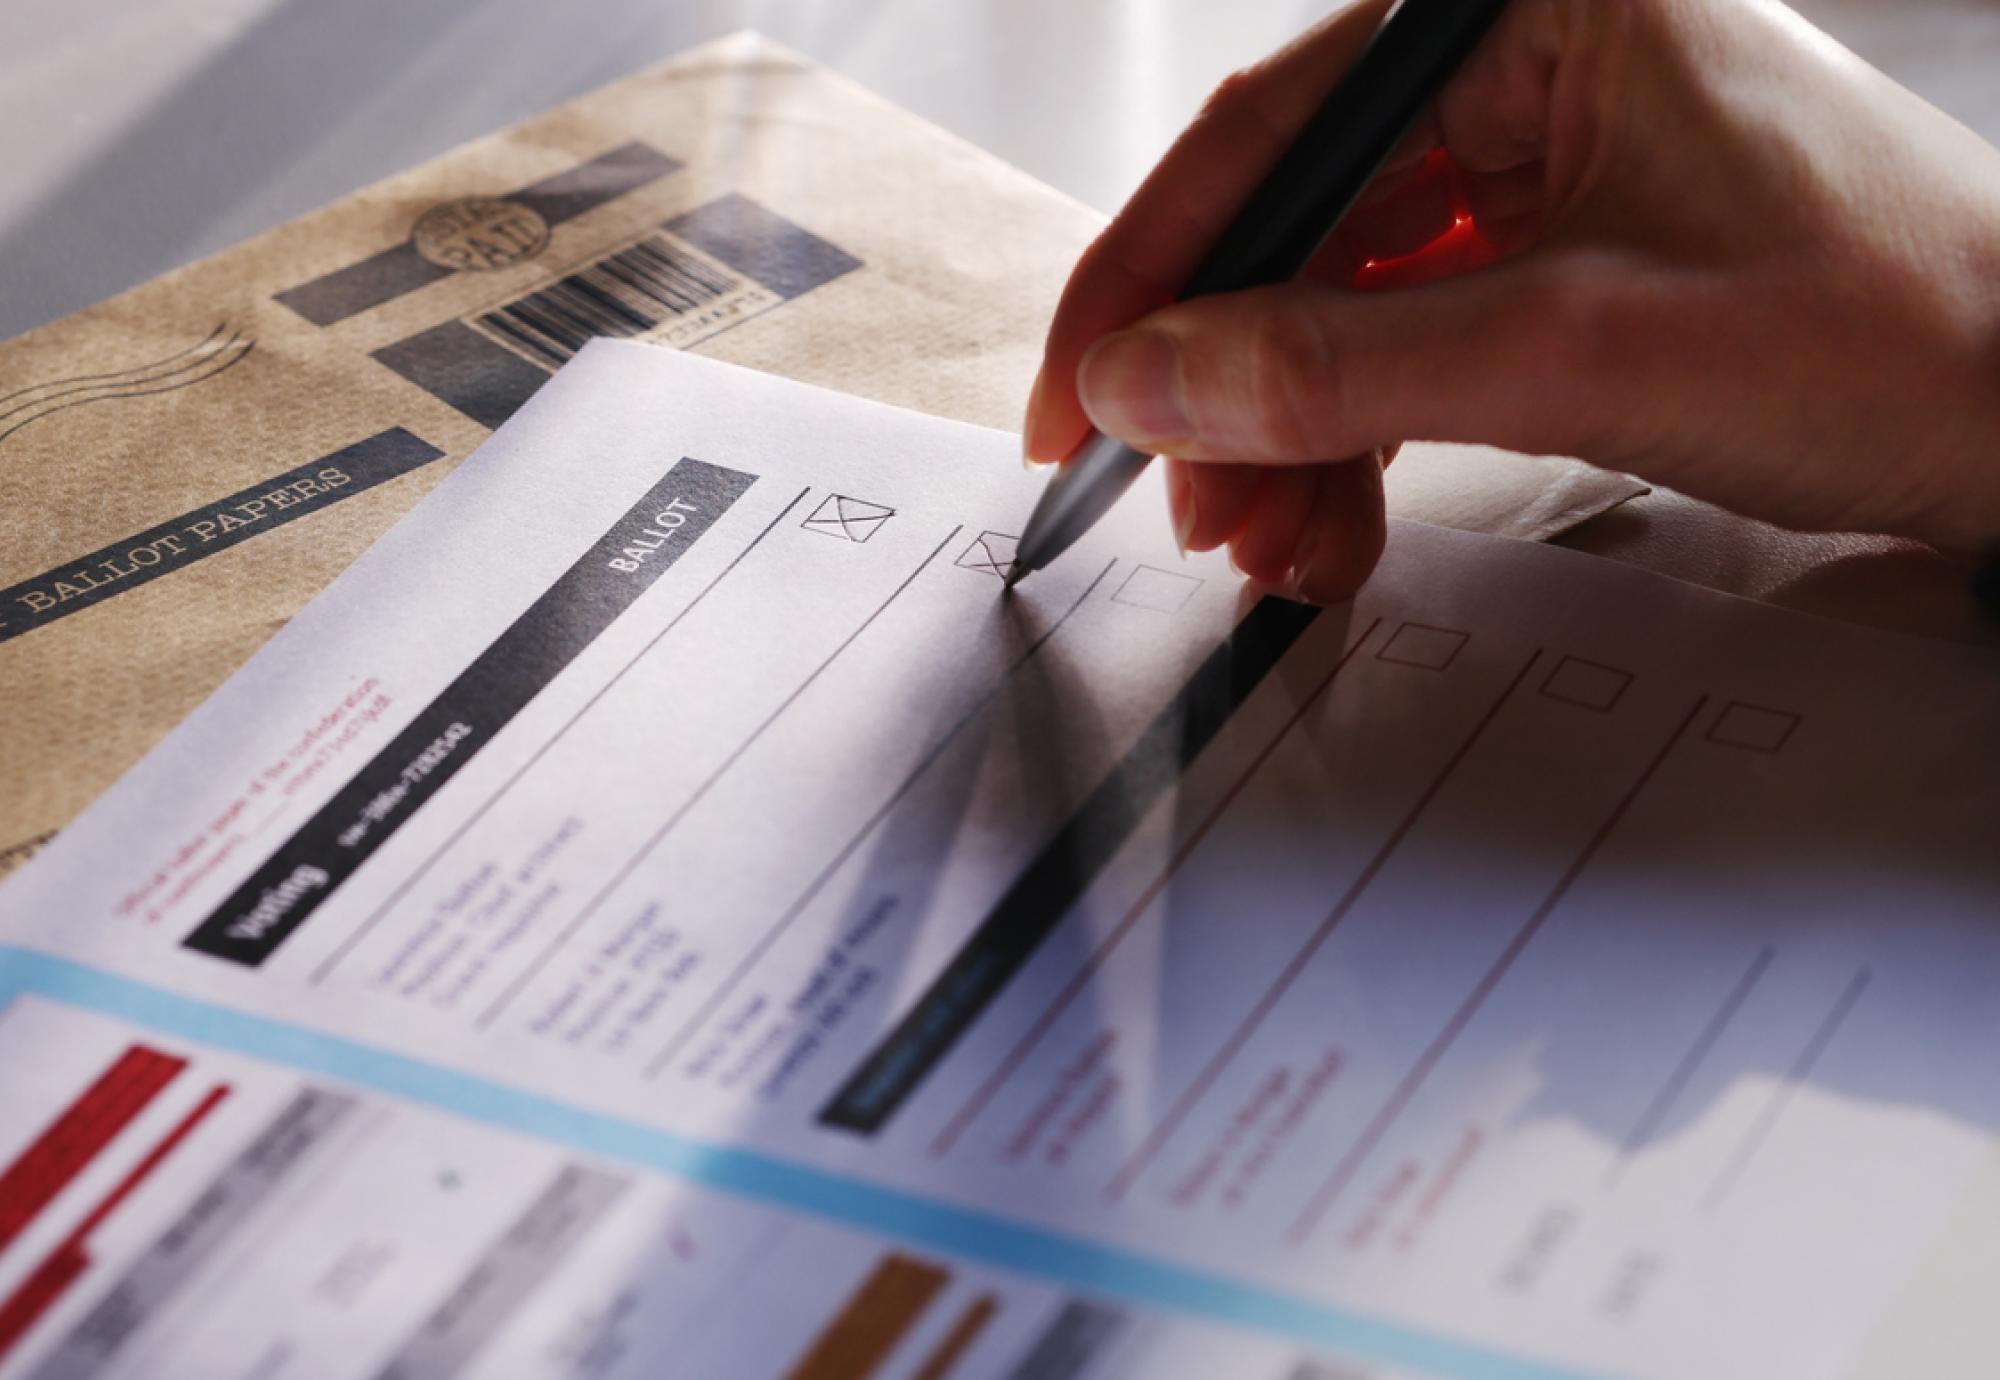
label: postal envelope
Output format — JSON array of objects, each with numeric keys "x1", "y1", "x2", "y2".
[{"x1": 0, "y1": 32, "x2": 1642, "y2": 879}]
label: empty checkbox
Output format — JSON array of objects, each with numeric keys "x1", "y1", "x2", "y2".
[
  {"x1": 1112, "y1": 564, "x2": 1203, "y2": 613},
  {"x1": 1377, "y1": 623, "x2": 1469, "y2": 672},
  {"x1": 1707, "y1": 702, "x2": 1802, "y2": 754},
  {"x1": 1540, "y1": 656, "x2": 1633, "y2": 713}
]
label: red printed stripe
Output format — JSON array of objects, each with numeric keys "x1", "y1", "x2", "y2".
[
  {"x1": 0, "y1": 1045, "x2": 186, "y2": 1253},
  {"x1": 0, "y1": 1083, "x2": 229, "y2": 1363},
  {"x1": 0, "y1": 1246, "x2": 88, "y2": 1359}
]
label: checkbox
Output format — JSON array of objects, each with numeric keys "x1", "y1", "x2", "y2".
[
  {"x1": 1707, "y1": 702, "x2": 1802, "y2": 754},
  {"x1": 1111, "y1": 564, "x2": 1203, "y2": 613},
  {"x1": 957, "y1": 531, "x2": 1019, "y2": 577},
  {"x1": 1539, "y1": 656, "x2": 1633, "y2": 713},
  {"x1": 1377, "y1": 622, "x2": 1469, "y2": 672},
  {"x1": 802, "y1": 493, "x2": 894, "y2": 543}
]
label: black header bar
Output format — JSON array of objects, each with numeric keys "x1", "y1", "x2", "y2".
[{"x1": 183, "y1": 457, "x2": 756, "y2": 966}]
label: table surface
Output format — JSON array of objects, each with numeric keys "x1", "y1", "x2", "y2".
[{"x1": 4, "y1": 0, "x2": 1997, "y2": 647}]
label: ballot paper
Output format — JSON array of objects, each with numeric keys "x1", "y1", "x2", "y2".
[
  {"x1": 0, "y1": 31, "x2": 1645, "y2": 884},
  {"x1": 2, "y1": 342, "x2": 1994, "y2": 1380}
]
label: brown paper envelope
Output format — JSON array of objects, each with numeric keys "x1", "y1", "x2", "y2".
[{"x1": 0, "y1": 32, "x2": 1641, "y2": 880}]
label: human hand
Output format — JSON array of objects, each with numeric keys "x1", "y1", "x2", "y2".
[{"x1": 1022, "y1": 0, "x2": 2000, "y2": 602}]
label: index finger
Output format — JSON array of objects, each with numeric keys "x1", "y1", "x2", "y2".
[{"x1": 1024, "y1": 0, "x2": 1403, "y2": 464}]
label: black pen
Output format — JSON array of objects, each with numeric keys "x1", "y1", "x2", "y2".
[{"x1": 1005, "y1": 0, "x2": 1514, "y2": 588}]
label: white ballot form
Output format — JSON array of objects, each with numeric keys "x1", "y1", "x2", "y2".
[{"x1": 2, "y1": 341, "x2": 1997, "y2": 1380}]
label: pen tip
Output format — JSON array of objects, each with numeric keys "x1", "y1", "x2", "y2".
[{"x1": 1002, "y1": 561, "x2": 1030, "y2": 591}]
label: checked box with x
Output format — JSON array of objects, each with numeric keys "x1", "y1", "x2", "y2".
[{"x1": 801, "y1": 493, "x2": 896, "y2": 543}]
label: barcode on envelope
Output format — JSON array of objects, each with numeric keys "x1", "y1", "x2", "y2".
[{"x1": 469, "y1": 232, "x2": 743, "y2": 367}]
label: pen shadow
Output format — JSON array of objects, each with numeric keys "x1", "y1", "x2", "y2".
[
  {"x1": 801, "y1": 584, "x2": 1373, "y2": 1194},
  {"x1": 679, "y1": 573, "x2": 1127, "y2": 1190},
  {"x1": 823, "y1": 583, "x2": 1118, "y2": 1007}
]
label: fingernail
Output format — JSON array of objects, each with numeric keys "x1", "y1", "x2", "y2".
[
  {"x1": 1078, "y1": 331, "x2": 1191, "y2": 447},
  {"x1": 1285, "y1": 564, "x2": 1317, "y2": 605},
  {"x1": 1173, "y1": 490, "x2": 1197, "y2": 558},
  {"x1": 1022, "y1": 368, "x2": 1048, "y2": 468},
  {"x1": 1287, "y1": 534, "x2": 1322, "y2": 602}
]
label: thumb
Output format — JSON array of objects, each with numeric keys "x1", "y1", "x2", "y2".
[{"x1": 1074, "y1": 258, "x2": 1634, "y2": 466}]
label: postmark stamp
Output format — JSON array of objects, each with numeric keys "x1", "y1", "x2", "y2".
[{"x1": 411, "y1": 197, "x2": 551, "y2": 271}]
